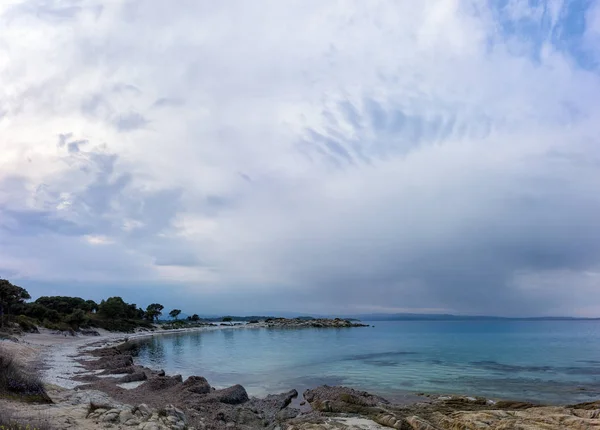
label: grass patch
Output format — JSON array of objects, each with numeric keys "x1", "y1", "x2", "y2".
[
  {"x1": 0, "y1": 410, "x2": 54, "y2": 430},
  {"x1": 0, "y1": 348, "x2": 51, "y2": 404}
]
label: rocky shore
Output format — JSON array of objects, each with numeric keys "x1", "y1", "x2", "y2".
[{"x1": 2, "y1": 328, "x2": 600, "y2": 429}]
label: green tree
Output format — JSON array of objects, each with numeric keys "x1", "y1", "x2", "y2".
[
  {"x1": 85, "y1": 300, "x2": 99, "y2": 313},
  {"x1": 191, "y1": 314, "x2": 200, "y2": 322},
  {"x1": 66, "y1": 309, "x2": 87, "y2": 328},
  {"x1": 222, "y1": 316, "x2": 233, "y2": 323},
  {"x1": 0, "y1": 279, "x2": 31, "y2": 328},
  {"x1": 145, "y1": 303, "x2": 164, "y2": 322},
  {"x1": 169, "y1": 309, "x2": 181, "y2": 320},
  {"x1": 98, "y1": 297, "x2": 129, "y2": 319}
]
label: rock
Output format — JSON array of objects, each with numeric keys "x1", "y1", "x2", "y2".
[
  {"x1": 139, "y1": 422, "x2": 160, "y2": 430},
  {"x1": 101, "y1": 409, "x2": 121, "y2": 422},
  {"x1": 140, "y1": 375, "x2": 183, "y2": 391},
  {"x1": 375, "y1": 413, "x2": 407, "y2": 429},
  {"x1": 89, "y1": 354, "x2": 134, "y2": 370},
  {"x1": 405, "y1": 416, "x2": 442, "y2": 430},
  {"x1": 182, "y1": 375, "x2": 211, "y2": 394},
  {"x1": 304, "y1": 386, "x2": 388, "y2": 414},
  {"x1": 158, "y1": 369, "x2": 166, "y2": 377},
  {"x1": 208, "y1": 384, "x2": 249, "y2": 404},
  {"x1": 236, "y1": 408, "x2": 265, "y2": 427},
  {"x1": 120, "y1": 409, "x2": 135, "y2": 423},
  {"x1": 164, "y1": 405, "x2": 187, "y2": 424},
  {"x1": 118, "y1": 371, "x2": 147, "y2": 383},
  {"x1": 263, "y1": 318, "x2": 368, "y2": 329},
  {"x1": 135, "y1": 404, "x2": 153, "y2": 419}
]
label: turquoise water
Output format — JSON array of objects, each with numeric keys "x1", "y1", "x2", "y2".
[{"x1": 133, "y1": 321, "x2": 600, "y2": 404}]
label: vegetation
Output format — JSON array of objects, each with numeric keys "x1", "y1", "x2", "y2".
[
  {"x1": 145, "y1": 303, "x2": 164, "y2": 322},
  {"x1": 0, "y1": 279, "x2": 152, "y2": 333},
  {"x1": 0, "y1": 414, "x2": 54, "y2": 430},
  {"x1": 0, "y1": 347, "x2": 51, "y2": 404},
  {"x1": 0, "y1": 280, "x2": 31, "y2": 329},
  {"x1": 0, "y1": 278, "x2": 277, "y2": 335}
]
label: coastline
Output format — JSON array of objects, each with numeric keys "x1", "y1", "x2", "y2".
[{"x1": 2, "y1": 328, "x2": 600, "y2": 429}]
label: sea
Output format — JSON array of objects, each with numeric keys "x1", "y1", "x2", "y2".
[{"x1": 131, "y1": 320, "x2": 600, "y2": 404}]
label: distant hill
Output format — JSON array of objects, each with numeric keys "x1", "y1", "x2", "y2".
[{"x1": 341, "y1": 313, "x2": 600, "y2": 321}]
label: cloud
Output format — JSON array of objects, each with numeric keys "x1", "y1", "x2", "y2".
[{"x1": 1, "y1": 0, "x2": 599, "y2": 316}]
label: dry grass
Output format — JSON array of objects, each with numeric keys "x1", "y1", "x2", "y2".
[
  {"x1": 0, "y1": 410, "x2": 54, "y2": 430},
  {"x1": 0, "y1": 347, "x2": 51, "y2": 404}
]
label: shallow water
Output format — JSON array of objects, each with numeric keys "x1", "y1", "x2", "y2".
[{"x1": 132, "y1": 320, "x2": 600, "y2": 404}]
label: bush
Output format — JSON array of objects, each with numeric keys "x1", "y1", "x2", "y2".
[
  {"x1": 0, "y1": 347, "x2": 51, "y2": 403},
  {"x1": 16, "y1": 315, "x2": 39, "y2": 333}
]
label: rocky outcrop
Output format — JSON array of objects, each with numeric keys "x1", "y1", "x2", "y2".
[
  {"x1": 304, "y1": 386, "x2": 389, "y2": 414},
  {"x1": 298, "y1": 389, "x2": 600, "y2": 430},
  {"x1": 256, "y1": 318, "x2": 368, "y2": 328},
  {"x1": 1, "y1": 388, "x2": 190, "y2": 430}
]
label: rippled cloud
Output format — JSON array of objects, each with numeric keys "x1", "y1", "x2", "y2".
[{"x1": 1, "y1": 0, "x2": 599, "y2": 316}]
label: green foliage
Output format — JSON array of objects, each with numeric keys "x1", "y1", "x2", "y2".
[
  {"x1": 98, "y1": 297, "x2": 141, "y2": 320},
  {"x1": 190, "y1": 314, "x2": 200, "y2": 322},
  {"x1": 65, "y1": 309, "x2": 87, "y2": 328},
  {"x1": 222, "y1": 316, "x2": 233, "y2": 322},
  {"x1": 16, "y1": 316, "x2": 38, "y2": 333},
  {"x1": 34, "y1": 296, "x2": 91, "y2": 315},
  {"x1": 169, "y1": 309, "x2": 181, "y2": 320},
  {"x1": 145, "y1": 303, "x2": 164, "y2": 322},
  {"x1": 0, "y1": 280, "x2": 31, "y2": 328}
]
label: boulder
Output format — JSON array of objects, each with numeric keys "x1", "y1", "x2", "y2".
[
  {"x1": 182, "y1": 375, "x2": 212, "y2": 394},
  {"x1": 208, "y1": 384, "x2": 249, "y2": 404}
]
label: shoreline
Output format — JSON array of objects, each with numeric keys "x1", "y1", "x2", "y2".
[{"x1": 3, "y1": 328, "x2": 600, "y2": 429}]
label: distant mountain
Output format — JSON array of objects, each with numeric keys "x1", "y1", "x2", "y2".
[{"x1": 342, "y1": 313, "x2": 600, "y2": 321}]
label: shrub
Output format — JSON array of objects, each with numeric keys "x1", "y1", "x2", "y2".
[
  {"x1": 0, "y1": 347, "x2": 52, "y2": 403},
  {"x1": 16, "y1": 315, "x2": 39, "y2": 333}
]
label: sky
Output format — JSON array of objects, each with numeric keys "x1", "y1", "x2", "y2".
[{"x1": 1, "y1": 0, "x2": 600, "y2": 317}]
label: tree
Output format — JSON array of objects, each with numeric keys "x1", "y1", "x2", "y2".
[
  {"x1": 85, "y1": 300, "x2": 99, "y2": 313},
  {"x1": 145, "y1": 303, "x2": 164, "y2": 322},
  {"x1": 191, "y1": 314, "x2": 200, "y2": 322},
  {"x1": 222, "y1": 316, "x2": 233, "y2": 323},
  {"x1": 66, "y1": 309, "x2": 87, "y2": 328},
  {"x1": 0, "y1": 279, "x2": 31, "y2": 328},
  {"x1": 169, "y1": 309, "x2": 181, "y2": 320}
]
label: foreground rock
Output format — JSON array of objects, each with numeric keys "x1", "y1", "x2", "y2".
[
  {"x1": 0, "y1": 387, "x2": 189, "y2": 430},
  {"x1": 253, "y1": 318, "x2": 368, "y2": 329},
  {"x1": 296, "y1": 386, "x2": 600, "y2": 430}
]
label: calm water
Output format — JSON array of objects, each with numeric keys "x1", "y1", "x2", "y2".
[{"x1": 133, "y1": 321, "x2": 600, "y2": 404}]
